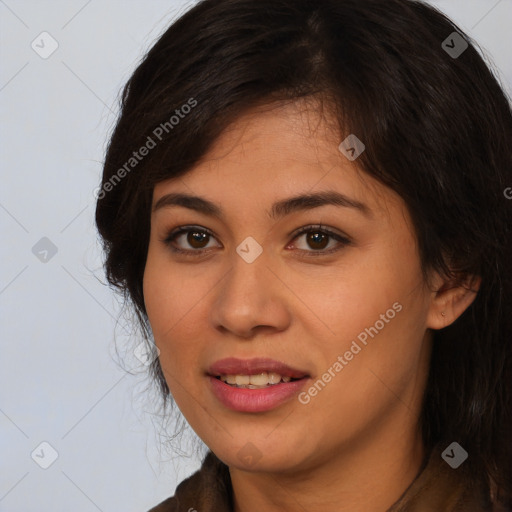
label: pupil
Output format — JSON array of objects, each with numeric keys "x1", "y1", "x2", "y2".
[
  {"x1": 186, "y1": 231, "x2": 328, "y2": 250},
  {"x1": 308, "y1": 232, "x2": 327, "y2": 249},
  {"x1": 188, "y1": 231, "x2": 207, "y2": 248}
]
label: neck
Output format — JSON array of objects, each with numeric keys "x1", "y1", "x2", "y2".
[{"x1": 230, "y1": 412, "x2": 426, "y2": 512}]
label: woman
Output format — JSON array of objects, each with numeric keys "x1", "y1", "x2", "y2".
[{"x1": 95, "y1": 0, "x2": 512, "y2": 510}]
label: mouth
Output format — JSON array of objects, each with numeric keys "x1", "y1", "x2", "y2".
[
  {"x1": 207, "y1": 357, "x2": 310, "y2": 412},
  {"x1": 212, "y1": 373, "x2": 303, "y2": 389},
  {"x1": 207, "y1": 357, "x2": 309, "y2": 382}
]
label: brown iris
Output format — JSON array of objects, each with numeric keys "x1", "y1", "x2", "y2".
[
  {"x1": 187, "y1": 231, "x2": 209, "y2": 248},
  {"x1": 306, "y1": 231, "x2": 329, "y2": 250},
  {"x1": 185, "y1": 229, "x2": 330, "y2": 251}
]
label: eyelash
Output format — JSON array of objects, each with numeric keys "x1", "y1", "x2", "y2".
[{"x1": 161, "y1": 224, "x2": 352, "y2": 258}]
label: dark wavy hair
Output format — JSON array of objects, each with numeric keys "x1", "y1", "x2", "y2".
[{"x1": 95, "y1": 0, "x2": 512, "y2": 505}]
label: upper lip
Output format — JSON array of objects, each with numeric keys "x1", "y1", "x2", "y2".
[{"x1": 208, "y1": 357, "x2": 309, "y2": 379}]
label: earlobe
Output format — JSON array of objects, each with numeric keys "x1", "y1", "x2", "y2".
[{"x1": 426, "y1": 274, "x2": 481, "y2": 330}]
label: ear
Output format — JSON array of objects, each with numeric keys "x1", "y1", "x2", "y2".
[{"x1": 426, "y1": 273, "x2": 481, "y2": 330}]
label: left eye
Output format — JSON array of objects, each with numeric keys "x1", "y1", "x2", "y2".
[
  {"x1": 163, "y1": 224, "x2": 351, "y2": 256},
  {"x1": 291, "y1": 228, "x2": 348, "y2": 253}
]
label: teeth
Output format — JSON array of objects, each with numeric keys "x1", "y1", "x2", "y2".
[
  {"x1": 247, "y1": 373, "x2": 269, "y2": 386},
  {"x1": 219, "y1": 372, "x2": 294, "y2": 388},
  {"x1": 268, "y1": 372, "x2": 282, "y2": 384},
  {"x1": 225, "y1": 375, "x2": 237, "y2": 385},
  {"x1": 235, "y1": 375, "x2": 250, "y2": 386}
]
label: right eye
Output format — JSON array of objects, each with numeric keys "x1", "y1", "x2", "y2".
[{"x1": 162, "y1": 226, "x2": 221, "y2": 256}]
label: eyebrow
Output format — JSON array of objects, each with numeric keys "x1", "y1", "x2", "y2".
[{"x1": 153, "y1": 190, "x2": 372, "y2": 220}]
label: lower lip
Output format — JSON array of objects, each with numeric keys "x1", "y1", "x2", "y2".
[{"x1": 208, "y1": 376, "x2": 309, "y2": 413}]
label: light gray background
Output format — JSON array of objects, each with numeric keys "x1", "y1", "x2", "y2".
[{"x1": 1, "y1": 1, "x2": 511, "y2": 511}]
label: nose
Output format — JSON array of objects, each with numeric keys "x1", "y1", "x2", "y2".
[{"x1": 209, "y1": 248, "x2": 291, "y2": 339}]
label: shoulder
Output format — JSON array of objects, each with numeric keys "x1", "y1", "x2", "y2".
[
  {"x1": 388, "y1": 444, "x2": 504, "y2": 512},
  {"x1": 146, "y1": 496, "x2": 177, "y2": 512},
  {"x1": 144, "y1": 451, "x2": 232, "y2": 512}
]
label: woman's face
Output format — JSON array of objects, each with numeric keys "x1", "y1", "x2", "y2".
[{"x1": 143, "y1": 101, "x2": 439, "y2": 473}]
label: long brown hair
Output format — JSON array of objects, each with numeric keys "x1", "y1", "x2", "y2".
[{"x1": 95, "y1": 0, "x2": 512, "y2": 504}]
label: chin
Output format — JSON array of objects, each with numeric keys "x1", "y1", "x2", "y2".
[{"x1": 212, "y1": 438, "x2": 308, "y2": 473}]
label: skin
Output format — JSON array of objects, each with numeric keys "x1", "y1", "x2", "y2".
[{"x1": 143, "y1": 100, "x2": 479, "y2": 512}]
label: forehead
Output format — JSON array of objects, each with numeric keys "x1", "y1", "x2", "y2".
[
  {"x1": 153, "y1": 101, "x2": 401, "y2": 217},
  {"x1": 194, "y1": 100, "x2": 345, "y2": 170}
]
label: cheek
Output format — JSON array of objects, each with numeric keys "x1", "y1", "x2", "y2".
[
  {"x1": 142, "y1": 248, "x2": 213, "y2": 388},
  {"x1": 143, "y1": 246, "x2": 198, "y2": 339},
  {"x1": 143, "y1": 262, "x2": 202, "y2": 413},
  {"x1": 312, "y1": 245, "x2": 422, "y2": 340},
  {"x1": 143, "y1": 250, "x2": 185, "y2": 372},
  {"x1": 142, "y1": 253, "x2": 168, "y2": 337},
  {"x1": 306, "y1": 239, "x2": 429, "y2": 395},
  {"x1": 301, "y1": 304, "x2": 429, "y2": 443}
]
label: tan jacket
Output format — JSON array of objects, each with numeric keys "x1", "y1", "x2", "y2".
[{"x1": 148, "y1": 446, "x2": 506, "y2": 511}]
